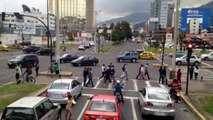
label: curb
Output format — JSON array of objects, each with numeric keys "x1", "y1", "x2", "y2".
[
  {"x1": 152, "y1": 63, "x2": 170, "y2": 67},
  {"x1": 38, "y1": 71, "x2": 73, "y2": 77},
  {"x1": 180, "y1": 93, "x2": 207, "y2": 120}
]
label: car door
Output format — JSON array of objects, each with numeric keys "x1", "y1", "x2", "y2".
[
  {"x1": 139, "y1": 88, "x2": 146, "y2": 109},
  {"x1": 141, "y1": 53, "x2": 147, "y2": 59},
  {"x1": 82, "y1": 57, "x2": 89, "y2": 66},
  {"x1": 88, "y1": 56, "x2": 95, "y2": 65},
  {"x1": 66, "y1": 55, "x2": 73, "y2": 62},
  {"x1": 35, "y1": 102, "x2": 48, "y2": 120},
  {"x1": 42, "y1": 99, "x2": 59, "y2": 120},
  {"x1": 71, "y1": 80, "x2": 78, "y2": 99},
  {"x1": 73, "y1": 80, "x2": 82, "y2": 96},
  {"x1": 190, "y1": 55, "x2": 196, "y2": 63}
]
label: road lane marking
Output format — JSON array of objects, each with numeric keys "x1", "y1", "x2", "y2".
[
  {"x1": 82, "y1": 93, "x2": 138, "y2": 100},
  {"x1": 133, "y1": 80, "x2": 138, "y2": 91},
  {"x1": 145, "y1": 81, "x2": 151, "y2": 87},
  {"x1": 77, "y1": 99, "x2": 91, "y2": 120},
  {"x1": 0, "y1": 55, "x2": 16, "y2": 60},
  {"x1": 131, "y1": 98, "x2": 138, "y2": 120},
  {"x1": 83, "y1": 87, "x2": 137, "y2": 92},
  {"x1": 94, "y1": 78, "x2": 101, "y2": 88}
]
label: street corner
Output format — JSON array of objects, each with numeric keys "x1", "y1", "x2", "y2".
[
  {"x1": 152, "y1": 63, "x2": 170, "y2": 67},
  {"x1": 38, "y1": 71, "x2": 73, "y2": 77},
  {"x1": 180, "y1": 93, "x2": 207, "y2": 120}
]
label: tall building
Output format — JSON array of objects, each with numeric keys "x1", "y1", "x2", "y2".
[
  {"x1": 49, "y1": 0, "x2": 86, "y2": 19},
  {"x1": 149, "y1": 0, "x2": 174, "y2": 31}
]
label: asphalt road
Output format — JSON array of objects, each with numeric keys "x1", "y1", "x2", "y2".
[{"x1": 0, "y1": 42, "x2": 200, "y2": 120}]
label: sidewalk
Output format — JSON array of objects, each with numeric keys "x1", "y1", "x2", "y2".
[{"x1": 38, "y1": 71, "x2": 73, "y2": 77}]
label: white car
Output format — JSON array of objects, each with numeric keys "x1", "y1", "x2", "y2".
[
  {"x1": 176, "y1": 54, "x2": 201, "y2": 66},
  {"x1": 46, "y1": 79, "x2": 83, "y2": 104},
  {"x1": 201, "y1": 52, "x2": 213, "y2": 61},
  {"x1": 138, "y1": 87, "x2": 176, "y2": 119},
  {"x1": 78, "y1": 44, "x2": 85, "y2": 50},
  {"x1": 89, "y1": 41, "x2": 95, "y2": 46}
]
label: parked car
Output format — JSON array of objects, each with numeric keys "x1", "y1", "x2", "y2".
[
  {"x1": 89, "y1": 41, "x2": 95, "y2": 46},
  {"x1": 169, "y1": 51, "x2": 187, "y2": 58},
  {"x1": 116, "y1": 51, "x2": 139, "y2": 62},
  {"x1": 176, "y1": 54, "x2": 201, "y2": 66},
  {"x1": 140, "y1": 52, "x2": 157, "y2": 60},
  {"x1": 23, "y1": 46, "x2": 41, "y2": 53},
  {"x1": 71, "y1": 55, "x2": 99, "y2": 66},
  {"x1": 46, "y1": 79, "x2": 82, "y2": 104},
  {"x1": 36, "y1": 48, "x2": 55, "y2": 56},
  {"x1": 84, "y1": 94, "x2": 121, "y2": 120},
  {"x1": 19, "y1": 41, "x2": 31, "y2": 46},
  {"x1": 138, "y1": 87, "x2": 176, "y2": 119},
  {"x1": 201, "y1": 52, "x2": 213, "y2": 61},
  {"x1": 59, "y1": 54, "x2": 79, "y2": 63},
  {"x1": 136, "y1": 49, "x2": 144, "y2": 55},
  {"x1": 78, "y1": 44, "x2": 85, "y2": 51},
  {"x1": 84, "y1": 42, "x2": 91, "y2": 48},
  {"x1": 0, "y1": 44, "x2": 10, "y2": 51},
  {"x1": 8, "y1": 54, "x2": 39, "y2": 68},
  {"x1": 1, "y1": 96, "x2": 61, "y2": 120}
]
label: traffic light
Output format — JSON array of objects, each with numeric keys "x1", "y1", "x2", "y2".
[
  {"x1": 186, "y1": 43, "x2": 193, "y2": 63},
  {"x1": 2, "y1": 12, "x2": 5, "y2": 21}
]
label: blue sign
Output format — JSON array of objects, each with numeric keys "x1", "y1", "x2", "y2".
[{"x1": 181, "y1": 8, "x2": 211, "y2": 32}]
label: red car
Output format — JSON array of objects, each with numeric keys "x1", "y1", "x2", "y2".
[{"x1": 84, "y1": 94, "x2": 121, "y2": 120}]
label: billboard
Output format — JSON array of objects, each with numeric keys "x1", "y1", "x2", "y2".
[
  {"x1": 181, "y1": 8, "x2": 211, "y2": 32},
  {"x1": 14, "y1": 22, "x2": 36, "y2": 34}
]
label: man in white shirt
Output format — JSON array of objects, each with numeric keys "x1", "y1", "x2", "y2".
[{"x1": 99, "y1": 64, "x2": 106, "y2": 80}]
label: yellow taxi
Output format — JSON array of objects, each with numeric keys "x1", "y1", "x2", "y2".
[
  {"x1": 139, "y1": 52, "x2": 157, "y2": 60},
  {"x1": 0, "y1": 45, "x2": 11, "y2": 51}
]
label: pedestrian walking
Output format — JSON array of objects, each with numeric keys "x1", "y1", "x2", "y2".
[
  {"x1": 83, "y1": 67, "x2": 88, "y2": 86},
  {"x1": 99, "y1": 64, "x2": 106, "y2": 80},
  {"x1": 87, "y1": 68, "x2": 94, "y2": 87},
  {"x1": 110, "y1": 65, "x2": 115, "y2": 83},
  {"x1": 140, "y1": 64, "x2": 145, "y2": 80},
  {"x1": 159, "y1": 67, "x2": 163, "y2": 84},
  {"x1": 104, "y1": 66, "x2": 111, "y2": 86},
  {"x1": 194, "y1": 66, "x2": 199, "y2": 80},
  {"x1": 66, "y1": 94, "x2": 76, "y2": 120},
  {"x1": 162, "y1": 67, "x2": 167, "y2": 84},
  {"x1": 121, "y1": 64, "x2": 128, "y2": 80},
  {"x1": 54, "y1": 62, "x2": 61, "y2": 78},
  {"x1": 144, "y1": 63, "x2": 150, "y2": 80},
  {"x1": 15, "y1": 63, "x2": 22, "y2": 84},
  {"x1": 136, "y1": 64, "x2": 142, "y2": 79},
  {"x1": 189, "y1": 65, "x2": 194, "y2": 80},
  {"x1": 35, "y1": 64, "x2": 39, "y2": 77},
  {"x1": 176, "y1": 69, "x2": 182, "y2": 83},
  {"x1": 49, "y1": 63, "x2": 54, "y2": 78}
]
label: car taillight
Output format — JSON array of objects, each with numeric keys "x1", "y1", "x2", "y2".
[
  {"x1": 144, "y1": 102, "x2": 153, "y2": 107},
  {"x1": 84, "y1": 115, "x2": 89, "y2": 120},
  {"x1": 167, "y1": 103, "x2": 175, "y2": 107},
  {"x1": 66, "y1": 92, "x2": 71, "y2": 97},
  {"x1": 45, "y1": 91, "x2": 48, "y2": 97},
  {"x1": 113, "y1": 117, "x2": 119, "y2": 120}
]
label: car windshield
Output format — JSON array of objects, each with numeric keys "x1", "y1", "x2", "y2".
[
  {"x1": 15, "y1": 55, "x2": 24, "y2": 60},
  {"x1": 76, "y1": 56, "x2": 84, "y2": 60},
  {"x1": 90, "y1": 101, "x2": 116, "y2": 112},
  {"x1": 50, "y1": 83, "x2": 70, "y2": 89},
  {"x1": 61, "y1": 54, "x2": 68, "y2": 57},
  {"x1": 2, "y1": 108, "x2": 36, "y2": 120},
  {"x1": 148, "y1": 93, "x2": 170, "y2": 100}
]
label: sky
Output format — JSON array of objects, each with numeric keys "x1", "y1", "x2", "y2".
[{"x1": 0, "y1": 0, "x2": 212, "y2": 22}]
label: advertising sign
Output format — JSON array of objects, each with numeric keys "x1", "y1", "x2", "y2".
[
  {"x1": 14, "y1": 22, "x2": 36, "y2": 34},
  {"x1": 166, "y1": 33, "x2": 173, "y2": 42},
  {"x1": 181, "y1": 8, "x2": 211, "y2": 32}
]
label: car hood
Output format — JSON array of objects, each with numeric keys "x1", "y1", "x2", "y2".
[
  {"x1": 9, "y1": 59, "x2": 19, "y2": 62},
  {"x1": 116, "y1": 55, "x2": 124, "y2": 58}
]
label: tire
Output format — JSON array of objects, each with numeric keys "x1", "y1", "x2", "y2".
[
  {"x1": 169, "y1": 116, "x2": 175, "y2": 120},
  {"x1": 204, "y1": 57, "x2": 209, "y2": 61},
  {"x1": 150, "y1": 57, "x2": 153, "y2": 60},
  {"x1": 132, "y1": 59, "x2": 136, "y2": 63},
  {"x1": 61, "y1": 60, "x2": 64, "y2": 63},
  {"x1": 194, "y1": 62, "x2": 199, "y2": 66},
  {"x1": 118, "y1": 59, "x2": 123, "y2": 62},
  {"x1": 78, "y1": 63, "x2": 81, "y2": 67},
  {"x1": 29, "y1": 76, "x2": 36, "y2": 84},
  {"x1": 141, "y1": 112, "x2": 147, "y2": 118},
  {"x1": 93, "y1": 62, "x2": 96, "y2": 66},
  {"x1": 176, "y1": 61, "x2": 182, "y2": 65}
]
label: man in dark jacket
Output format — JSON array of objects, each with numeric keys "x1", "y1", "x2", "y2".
[{"x1": 83, "y1": 67, "x2": 88, "y2": 86}]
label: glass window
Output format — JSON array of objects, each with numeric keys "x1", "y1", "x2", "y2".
[
  {"x1": 90, "y1": 101, "x2": 116, "y2": 112},
  {"x1": 43, "y1": 100, "x2": 54, "y2": 112},
  {"x1": 72, "y1": 81, "x2": 77, "y2": 88},
  {"x1": 190, "y1": 56, "x2": 196, "y2": 59},
  {"x1": 148, "y1": 93, "x2": 170, "y2": 100},
  {"x1": 50, "y1": 83, "x2": 70, "y2": 89},
  {"x1": 36, "y1": 104, "x2": 46, "y2": 119},
  {"x1": 2, "y1": 108, "x2": 35, "y2": 120}
]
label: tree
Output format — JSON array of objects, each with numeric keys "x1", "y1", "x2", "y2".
[
  {"x1": 132, "y1": 30, "x2": 140, "y2": 37},
  {"x1": 140, "y1": 32, "x2": 146, "y2": 39}
]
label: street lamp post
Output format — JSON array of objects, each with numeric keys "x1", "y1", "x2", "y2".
[
  {"x1": 94, "y1": 10, "x2": 102, "y2": 53},
  {"x1": 186, "y1": 43, "x2": 193, "y2": 95}
]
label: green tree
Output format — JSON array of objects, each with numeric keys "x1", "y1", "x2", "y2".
[
  {"x1": 140, "y1": 32, "x2": 146, "y2": 39},
  {"x1": 132, "y1": 30, "x2": 140, "y2": 37}
]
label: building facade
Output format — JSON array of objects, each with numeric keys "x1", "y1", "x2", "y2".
[
  {"x1": 149, "y1": 0, "x2": 174, "y2": 31},
  {"x1": 49, "y1": 0, "x2": 86, "y2": 19}
]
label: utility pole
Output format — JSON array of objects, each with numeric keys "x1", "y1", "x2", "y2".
[
  {"x1": 55, "y1": 0, "x2": 60, "y2": 66},
  {"x1": 186, "y1": 43, "x2": 193, "y2": 95},
  {"x1": 47, "y1": 0, "x2": 50, "y2": 48},
  {"x1": 170, "y1": 0, "x2": 180, "y2": 79}
]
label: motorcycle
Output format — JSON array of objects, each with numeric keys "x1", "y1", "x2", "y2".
[
  {"x1": 170, "y1": 87, "x2": 181, "y2": 103},
  {"x1": 115, "y1": 92, "x2": 124, "y2": 104}
]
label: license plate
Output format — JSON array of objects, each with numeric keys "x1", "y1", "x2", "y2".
[
  {"x1": 155, "y1": 112, "x2": 166, "y2": 116},
  {"x1": 52, "y1": 94, "x2": 62, "y2": 98}
]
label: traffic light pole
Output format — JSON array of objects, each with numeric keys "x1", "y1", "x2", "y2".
[{"x1": 186, "y1": 44, "x2": 193, "y2": 95}]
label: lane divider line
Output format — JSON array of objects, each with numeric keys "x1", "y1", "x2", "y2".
[
  {"x1": 77, "y1": 99, "x2": 91, "y2": 120},
  {"x1": 83, "y1": 87, "x2": 137, "y2": 92},
  {"x1": 131, "y1": 98, "x2": 138, "y2": 120},
  {"x1": 145, "y1": 81, "x2": 151, "y2": 87},
  {"x1": 94, "y1": 78, "x2": 101, "y2": 88},
  {"x1": 133, "y1": 80, "x2": 138, "y2": 91}
]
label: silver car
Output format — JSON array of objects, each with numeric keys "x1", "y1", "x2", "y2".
[
  {"x1": 176, "y1": 54, "x2": 201, "y2": 66},
  {"x1": 46, "y1": 79, "x2": 83, "y2": 104},
  {"x1": 138, "y1": 87, "x2": 176, "y2": 119}
]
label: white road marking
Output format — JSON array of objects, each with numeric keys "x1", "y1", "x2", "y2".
[
  {"x1": 133, "y1": 80, "x2": 138, "y2": 91},
  {"x1": 77, "y1": 99, "x2": 91, "y2": 120},
  {"x1": 83, "y1": 87, "x2": 137, "y2": 92},
  {"x1": 145, "y1": 81, "x2": 151, "y2": 87},
  {"x1": 201, "y1": 61, "x2": 213, "y2": 67},
  {"x1": 108, "y1": 82, "x2": 113, "y2": 89},
  {"x1": 82, "y1": 93, "x2": 138, "y2": 100},
  {"x1": 131, "y1": 98, "x2": 138, "y2": 120},
  {"x1": 94, "y1": 78, "x2": 101, "y2": 88}
]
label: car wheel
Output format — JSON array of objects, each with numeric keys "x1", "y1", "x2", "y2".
[
  {"x1": 141, "y1": 112, "x2": 147, "y2": 118},
  {"x1": 169, "y1": 116, "x2": 175, "y2": 120},
  {"x1": 132, "y1": 59, "x2": 136, "y2": 62},
  {"x1": 61, "y1": 60, "x2": 64, "y2": 63},
  {"x1": 150, "y1": 57, "x2": 153, "y2": 60},
  {"x1": 78, "y1": 63, "x2": 81, "y2": 66},
  {"x1": 176, "y1": 61, "x2": 182, "y2": 65},
  {"x1": 204, "y1": 57, "x2": 209, "y2": 61},
  {"x1": 119, "y1": 59, "x2": 123, "y2": 62},
  {"x1": 93, "y1": 62, "x2": 96, "y2": 66},
  {"x1": 194, "y1": 62, "x2": 199, "y2": 66}
]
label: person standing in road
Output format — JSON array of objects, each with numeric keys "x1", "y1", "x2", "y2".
[
  {"x1": 99, "y1": 64, "x2": 106, "y2": 80},
  {"x1": 104, "y1": 66, "x2": 111, "y2": 86},
  {"x1": 194, "y1": 66, "x2": 199, "y2": 80},
  {"x1": 15, "y1": 63, "x2": 22, "y2": 84},
  {"x1": 140, "y1": 64, "x2": 145, "y2": 80},
  {"x1": 83, "y1": 67, "x2": 88, "y2": 86},
  {"x1": 162, "y1": 67, "x2": 167, "y2": 84},
  {"x1": 123, "y1": 64, "x2": 128, "y2": 80},
  {"x1": 136, "y1": 64, "x2": 142, "y2": 79},
  {"x1": 54, "y1": 62, "x2": 60, "y2": 78},
  {"x1": 66, "y1": 95, "x2": 76, "y2": 120},
  {"x1": 35, "y1": 64, "x2": 39, "y2": 77},
  {"x1": 87, "y1": 68, "x2": 94, "y2": 87},
  {"x1": 176, "y1": 69, "x2": 182, "y2": 83},
  {"x1": 189, "y1": 65, "x2": 194, "y2": 80},
  {"x1": 110, "y1": 65, "x2": 115, "y2": 83},
  {"x1": 144, "y1": 63, "x2": 150, "y2": 80},
  {"x1": 159, "y1": 67, "x2": 163, "y2": 84}
]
